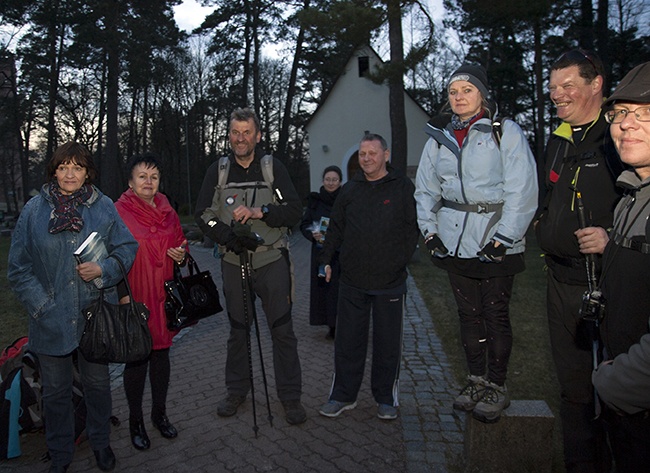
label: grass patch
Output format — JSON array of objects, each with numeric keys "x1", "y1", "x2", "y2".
[
  {"x1": 0, "y1": 236, "x2": 29, "y2": 349},
  {"x1": 408, "y1": 230, "x2": 566, "y2": 472}
]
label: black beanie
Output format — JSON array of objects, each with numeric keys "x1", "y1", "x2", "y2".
[{"x1": 448, "y1": 65, "x2": 490, "y2": 98}]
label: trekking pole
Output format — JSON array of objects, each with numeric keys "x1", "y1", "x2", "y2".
[
  {"x1": 239, "y1": 250, "x2": 259, "y2": 437},
  {"x1": 242, "y1": 254, "x2": 274, "y2": 428},
  {"x1": 576, "y1": 192, "x2": 598, "y2": 292},
  {"x1": 576, "y1": 191, "x2": 603, "y2": 417}
]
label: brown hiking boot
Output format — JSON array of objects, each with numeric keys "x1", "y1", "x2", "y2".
[
  {"x1": 281, "y1": 399, "x2": 307, "y2": 425},
  {"x1": 216, "y1": 394, "x2": 246, "y2": 417}
]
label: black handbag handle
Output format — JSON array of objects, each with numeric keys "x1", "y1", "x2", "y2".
[
  {"x1": 98, "y1": 255, "x2": 140, "y2": 316},
  {"x1": 173, "y1": 253, "x2": 200, "y2": 280}
]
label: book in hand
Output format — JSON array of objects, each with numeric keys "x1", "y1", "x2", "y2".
[{"x1": 74, "y1": 231, "x2": 108, "y2": 289}]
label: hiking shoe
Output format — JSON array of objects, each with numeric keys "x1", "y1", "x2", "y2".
[
  {"x1": 377, "y1": 404, "x2": 398, "y2": 420},
  {"x1": 216, "y1": 394, "x2": 246, "y2": 417},
  {"x1": 472, "y1": 381, "x2": 510, "y2": 424},
  {"x1": 453, "y1": 375, "x2": 487, "y2": 411},
  {"x1": 318, "y1": 400, "x2": 357, "y2": 418},
  {"x1": 282, "y1": 400, "x2": 307, "y2": 425}
]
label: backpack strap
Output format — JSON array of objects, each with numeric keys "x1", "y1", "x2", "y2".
[
  {"x1": 260, "y1": 154, "x2": 274, "y2": 187},
  {"x1": 217, "y1": 155, "x2": 274, "y2": 189},
  {"x1": 217, "y1": 156, "x2": 230, "y2": 190},
  {"x1": 492, "y1": 118, "x2": 505, "y2": 148}
]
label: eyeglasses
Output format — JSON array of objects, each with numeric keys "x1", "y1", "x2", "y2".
[
  {"x1": 605, "y1": 106, "x2": 650, "y2": 124},
  {"x1": 324, "y1": 178, "x2": 340, "y2": 183}
]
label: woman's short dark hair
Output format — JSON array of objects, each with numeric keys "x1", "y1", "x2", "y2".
[
  {"x1": 47, "y1": 141, "x2": 97, "y2": 182},
  {"x1": 126, "y1": 153, "x2": 162, "y2": 178},
  {"x1": 322, "y1": 165, "x2": 342, "y2": 181}
]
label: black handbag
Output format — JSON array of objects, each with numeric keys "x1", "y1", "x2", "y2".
[
  {"x1": 164, "y1": 253, "x2": 223, "y2": 330},
  {"x1": 78, "y1": 256, "x2": 152, "y2": 364}
]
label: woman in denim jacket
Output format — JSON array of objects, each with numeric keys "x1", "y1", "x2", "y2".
[{"x1": 8, "y1": 142, "x2": 138, "y2": 473}]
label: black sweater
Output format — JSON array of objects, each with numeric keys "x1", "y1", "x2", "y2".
[{"x1": 320, "y1": 166, "x2": 419, "y2": 291}]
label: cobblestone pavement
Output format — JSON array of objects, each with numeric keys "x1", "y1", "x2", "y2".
[{"x1": 0, "y1": 234, "x2": 465, "y2": 473}]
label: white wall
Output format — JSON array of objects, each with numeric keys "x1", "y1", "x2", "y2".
[{"x1": 306, "y1": 46, "x2": 430, "y2": 192}]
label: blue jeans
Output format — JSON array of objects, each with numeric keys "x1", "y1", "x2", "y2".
[{"x1": 39, "y1": 350, "x2": 111, "y2": 466}]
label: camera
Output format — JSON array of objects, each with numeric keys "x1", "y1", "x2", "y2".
[
  {"x1": 579, "y1": 289, "x2": 606, "y2": 324},
  {"x1": 575, "y1": 290, "x2": 606, "y2": 351}
]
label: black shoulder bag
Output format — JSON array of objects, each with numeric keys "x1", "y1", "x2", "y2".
[{"x1": 78, "y1": 256, "x2": 152, "y2": 364}]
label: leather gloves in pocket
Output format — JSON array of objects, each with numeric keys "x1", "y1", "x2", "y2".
[
  {"x1": 477, "y1": 241, "x2": 506, "y2": 263},
  {"x1": 425, "y1": 235, "x2": 449, "y2": 259}
]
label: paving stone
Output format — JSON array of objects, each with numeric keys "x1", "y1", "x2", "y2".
[{"x1": 1, "y1": 234, "x2": 466, "y2": 473}]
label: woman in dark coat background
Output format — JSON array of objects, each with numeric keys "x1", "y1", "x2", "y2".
[{"x1": 300, "y1": 166, "x2": 342, "y2": 339}]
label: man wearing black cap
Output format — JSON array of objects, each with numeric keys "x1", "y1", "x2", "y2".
[
  {"x1": 591, "y1": 61, "x2": 650, "y2": 473},
  {"x1": 535, "y1": 50, "x2": 623, "y2": 473}
]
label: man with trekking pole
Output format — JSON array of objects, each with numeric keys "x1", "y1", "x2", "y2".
[{"x1": 195, "y1": 107, "x2": 306, "y2": 428}]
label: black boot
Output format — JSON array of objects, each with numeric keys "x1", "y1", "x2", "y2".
[
  {"x1": 151, "y1": 409, "x2": 178, "y2": 439},
  {"x1": 48, "y1": 464, "x2": 69, "y2": 473},
  {"x1": 93, "y1": 445, "x2": 115, "y2": 471},
  {"x1": 129, "y1": 416, "x2": 150, "y2": 450}
]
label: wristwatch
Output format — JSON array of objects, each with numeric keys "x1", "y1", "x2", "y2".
[{"x1": 260, "y1": 205, "x2": 270, "y2": 221}]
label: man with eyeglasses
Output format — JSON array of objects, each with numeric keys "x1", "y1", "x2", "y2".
[
  {"x1": 591, "y1": 61, "x2": 650, "y2": 473},
  {"x1": 535, "y1": 50, "x2": 623, "y2": 473}
]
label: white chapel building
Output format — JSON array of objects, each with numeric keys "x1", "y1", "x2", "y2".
[{"x1": 305, "y1": 44, "x2": 431, "y2": 191}]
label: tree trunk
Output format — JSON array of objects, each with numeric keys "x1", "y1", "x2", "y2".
[
  {"x1": 103, "y1": 0, "x2": 122, "y2": 200},
  {"x1": 45, "y1": 0, "x2": 62, "y2": 161},
  {"x1": 386, "y1": 0, "x2": 407, "y2": 173},
  {"x1": 579, "y1": 0, "x2": 595, "y2": 50},
  {"x1": 277, "y1": 0, "x2": 309, "y2": 163},
  {"x1": 595, "y1": 0, "x2": 610, "y2": 93},
  {"x1": 242, "y1": 0, "x2": 252, "y2": 106},
  {"x1": 252, "y1": 0, "x2": 261, "y2": 114}
]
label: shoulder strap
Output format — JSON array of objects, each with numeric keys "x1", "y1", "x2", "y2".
[
  {"x1": 217, "y1": 156, "x2": 230, "y2": 190},
  {"x1": 492, "y1": 118, "x2": 506, "y2": 149},
  {"x1": 260, "y1": 155, "x2": 274, "y2": 186},
  {"x1": 217, "y1": 155, "x2": 273, "y2": 188}
]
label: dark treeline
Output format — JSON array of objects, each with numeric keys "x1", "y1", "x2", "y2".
[{"x1": 0, "y1": 0, "x2": 648, "y2": 215}]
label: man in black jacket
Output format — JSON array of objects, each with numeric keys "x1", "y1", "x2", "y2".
[
  {"x1": 535, "y1": 50, "x2": 622, "y2": 473},
  {"x1": 317, "y1": 133, "x2": 419, "y2": 420},
  {"x1": 194, "y1": 108, "x2": 305, "y2": 425}
]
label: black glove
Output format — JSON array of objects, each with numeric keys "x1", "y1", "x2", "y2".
[
  {"x1": 477, "y1": 241, "x2": 506, "y2": 263},
  {"x1": 425, "y1": 235, "x2": 449, "y2": 259},
  {"x1": 232, "y1": 222, "x2": 265, "y2": 252},
  {"x1": 224, "y1": 232, "x2": 245, "y2": 255}
]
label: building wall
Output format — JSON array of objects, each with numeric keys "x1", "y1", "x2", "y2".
[{"x1": 305, "y1": 45, "x2": 430, "y2": 192}]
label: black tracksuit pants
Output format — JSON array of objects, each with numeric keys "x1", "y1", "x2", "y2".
[{"x1": 329, "y1": 282, "x2": 404, "y2": 406}]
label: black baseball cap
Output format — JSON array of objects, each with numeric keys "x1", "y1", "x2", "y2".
[{"x1": 602, "y1": 61, "x2": 650, "y2": 109}]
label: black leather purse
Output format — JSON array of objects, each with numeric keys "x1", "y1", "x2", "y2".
[
  {"x1": 164, "y1": 253, "x2": 223, "y2": 330},
  {"x1": 79, "y1": 256, "x2": 152, "y2": 364}
]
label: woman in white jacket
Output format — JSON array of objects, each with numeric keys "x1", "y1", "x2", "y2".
[{"x1": 414, "y1": 65, "x2": 537, "y2": 424}]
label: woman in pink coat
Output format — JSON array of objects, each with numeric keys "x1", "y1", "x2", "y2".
[{"x1": 115, "y1": 154, "x2": 187, "y2": 451}]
